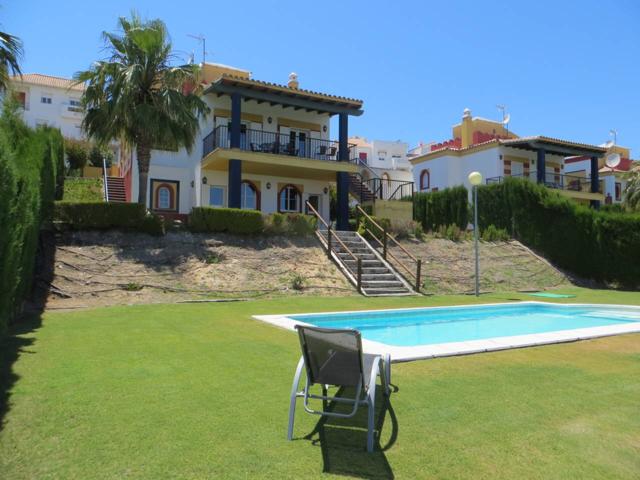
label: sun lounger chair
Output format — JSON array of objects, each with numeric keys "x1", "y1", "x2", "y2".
[{"x1": 287, "y1": 325, "x2": 391, "y2": 452}]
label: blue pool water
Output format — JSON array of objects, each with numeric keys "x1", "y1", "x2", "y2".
[{"x1": 289, "y1": 303, "x2": 640, "y2": 347}]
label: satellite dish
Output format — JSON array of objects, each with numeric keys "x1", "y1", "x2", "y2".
[
  {"x1": 605, "y1": 153, "x2": 621, "y2": 169},
  {"x1": 502, "y1": 113, "x2": 510, "y2": 125},
  {"x1": 603, "y1": 140, "x2": 614, "y2": 149}
]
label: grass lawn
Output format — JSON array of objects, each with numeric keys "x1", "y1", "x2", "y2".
[{"x1": 1, "y1": 287, "x2": 639, "y2": 479}]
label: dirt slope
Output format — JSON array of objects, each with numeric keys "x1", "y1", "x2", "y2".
[
  {"x1": 389, "y1": 237, "x2": 569, "y2": 295},
  {"x1": 46, "y1": 231, "x2": 355, "y2": 310}
]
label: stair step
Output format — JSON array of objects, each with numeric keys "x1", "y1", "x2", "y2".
[{"x1": 363, "y1": 287, "x2": 412, "y2": 295}]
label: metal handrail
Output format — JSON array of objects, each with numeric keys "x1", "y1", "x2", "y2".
[
  {"x1": 203, "y1": 125, "x2": 358, "y2": 162},
  {"x1": 356, "y1": 205, "x2": 422, "y2": 291},
  {"x1": 306, "y1": 201, "x2": 362, "y2": 292},
  {"x1": 356, "y1": 157, "x2": 381, "y2": 181},
  {"x1": 102, "y1": 157, "x2": 109, "y2": 202}
]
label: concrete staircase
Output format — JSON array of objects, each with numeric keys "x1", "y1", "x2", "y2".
[
  {"x1": 348, "y1": 173, "x2": 376, "y2": 203},
  {"x1": 105, "y1": 177, "x2": 126, "y2": 202},
  {"x1": 318, "y1": 229, "x2": 414, "y2": 296}
]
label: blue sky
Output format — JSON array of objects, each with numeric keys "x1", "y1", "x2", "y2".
[{"x1": 4, "y1": 1, "x2": 640, "y2": 154}]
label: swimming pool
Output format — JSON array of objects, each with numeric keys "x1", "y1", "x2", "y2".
[{"x1": 254, "y1": 302, "x2": 640, "y2": 361}]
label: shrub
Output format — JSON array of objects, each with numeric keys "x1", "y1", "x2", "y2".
[
  {"x1": 357, "y1": 214, "x2": 391, "y2": 239},
  {"x1": 0, "y1": 99, "x2": 65, "y2": 334},
  {"x1": 189, "y1": 207, "x2": 264, "y2": 234},
  {"x1": 414, "y1": 185, "x2": 469, "y2": 231},
  {"x1": 263, "y1": 212, "x2": 286, "y2": 235},
  {"x1": 435, "y1": 224, "x2": 468, "y2": 242},
  {"x1": 387, "y1": 219, "x2": 424, "y2": 240},
  {"x1": 284, "y1": 213, "x2": 317, "y2": 236},
  {"x1": 290, "y1": 273, "x2": 305, "y2": 291},
  {"x1": 54, "y1": 202, "x2": 164, "y2": 235},
  {"x1": 477, "y1": 177, "x2": 640, "y2": 287},
  {"x1": 481, "y1": 224, "x2": 510, "y2": 242},
  {"x1": 64, "y1": 138, "x2": 89, "y2": 171},
  {"x1": 88, "y1": 143, "x2": 113, "y2": 168}
]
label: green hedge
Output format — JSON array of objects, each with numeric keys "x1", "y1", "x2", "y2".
[
  {"x1": 0, "y1": 102, "x2": 65, "y2": 334},
  {"x1": 189, "y1": 207, "x2": 264, "y2": 234},
  {"x1": 54, "y1": 202, "x2": 164, "y2": 236},
  {"x1": 414, "y1": 186, "x2": 469, "y2": 231},
  {"x1": 477, "y1": 178, "x2": 640, "y2": 287}
]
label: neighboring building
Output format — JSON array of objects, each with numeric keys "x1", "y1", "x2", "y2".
[
  {"x1": 6, "y1": 73, "x2": 85, "y2": 139},
  {"x1": 348, "y1": 137, "x2": 414, "y2": 201},
  {"x1": 565, "y1": 144, "x2": 637, "y2": 205},
  {"x1": 120, "y1": 63, "x2": 363, "y2": 228},
  {"x1": 410, "y1": 108, "x2": 607, "y2": 206}
]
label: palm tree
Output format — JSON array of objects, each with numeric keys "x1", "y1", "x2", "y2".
[
  {"x1": 76, "y1": 14, "x2": 209, "y2": 204},
  {"x1": 0, "y1": 30, "x2": 23, "y2": 90},
  {"x1": 623, "y1": 166, "x2": 640, "y2": 211}
]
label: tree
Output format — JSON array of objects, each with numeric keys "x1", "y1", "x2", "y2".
[
  {"x1": 623, "y1": 167, "x2": 640, "y2": 211},
  {"x1": 75, "y1": 13, "x2": 208, "y2": 204},
  {"x1": 0, "y1": 29, "x2": 23, "y2": 91},
  {"x1": 64, "y1": 138, "x2": 89, "y2": 172}
]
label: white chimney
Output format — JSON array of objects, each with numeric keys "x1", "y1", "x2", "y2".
[{"x1": 288, "y1": 72, "x2": 299, "y2": 89}]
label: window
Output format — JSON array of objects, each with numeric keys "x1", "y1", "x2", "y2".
[
  {"x1": 68, "y1": 99, "x2": 82, "y2": 112},
  {"x1": 14, "y1": 91, "x2": 26, "y2": 108},
  {"x1": 150, "y1": 179, "x2": 179, "y2": 212},
  {"x1": 279, "y1": 185, "x2": 300, "y2": 212},
  {"x1": 615, "y1": 182, "x2": 622, "y2": 201},
  {"x1": 420, "y1": 169, "x2": 430, "y2": 191},
  {"x1": 241, "y1": 181, "x2": 259, "y2": 210},
  {"x1": 359, "y1": 152, "x2": 368, "y2": 164},
  {"x1": 41, "y1": 96, "x2": 52, "y2": 104},
  {"x1": 158, "y1": 187, "x2": 171, "y2": 209},
  {"x1": 378, "y1": 150, "x2": 387, "y2": 162},
  {"x1": 209, "y1": 186, "x2": 225, "y2": 207}
]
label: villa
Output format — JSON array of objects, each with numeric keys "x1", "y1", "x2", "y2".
[
  {"x1": 115, "y1": 63, "x2": 364, "y2": 229},
  {"x1": 6, "y1": 73, "x2": 85, "y2": 139},
  {"x1": 410, "y1": 108, "x2": 611, "y2": 206}
]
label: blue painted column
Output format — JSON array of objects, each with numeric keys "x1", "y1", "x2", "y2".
[
  {"x1": 590, "y1": 156, "x2": 600, "y2": 209},
  {"x1": 228, "y1": 92, "x2": 242, "y2": 209},
  {"x1": 536, "y1": 148, "x2": 546, "y2": 184},
  {"x1": 336, "y1": 113, "x2": 350, "y2": 230}
]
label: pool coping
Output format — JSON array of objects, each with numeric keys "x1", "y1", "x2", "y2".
[{"x1": 252, "y1": 301, "x2": 640, "y2": 362}]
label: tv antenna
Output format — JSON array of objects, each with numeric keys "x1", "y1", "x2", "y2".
[
  {"x1": 188, "y1": 34, "x2": 210, "y2": 63},
  {"x1": 497, "y1": 104, "x2": 510, "y2": 136},
  {"x1": 609, "y1": 129, "x2": 617, "y2": 145}
]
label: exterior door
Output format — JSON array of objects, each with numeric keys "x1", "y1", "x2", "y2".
[{"x1": 306, "y1": 194, "x2": 321, "y2": 216}]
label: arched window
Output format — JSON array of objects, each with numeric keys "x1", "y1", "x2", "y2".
[
  {"x1": 158, "y1": 186, "x2": 171, "y2": 209},
  {"x1": 420, "y1": 169, "x2": 430, "y2": 191},
  {"x1": 381, "y1": 172, "x2": 391, "y2": 185},
  {"x1": 241, "y1": 180, "x2": 260, "y2": 210},
  {"x1": 279, "y1": 184, "x2": 301, "y2": 213}
]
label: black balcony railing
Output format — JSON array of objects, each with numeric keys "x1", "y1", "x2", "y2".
[
  {"x1": 485, "y1": 173, "x2": 601, "y2": 193},
  {"x1": 202, "y1": 125, "x2": 357, "y2": 162}
]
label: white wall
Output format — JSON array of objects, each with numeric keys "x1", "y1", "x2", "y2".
[
  {"x1": 9, "y1": 83, "x2": 84, "y2": 139},
  {"x1": 200, "y1": 170, "x2": 332, "y2": 222},
  {"x1": 131, "y1": 92, "x2": 338, "y2": 212}
]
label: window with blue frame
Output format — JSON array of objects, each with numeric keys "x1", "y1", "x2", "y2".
[{"x1": 209, "y1": 186, "x2": 225, "y2": 207}]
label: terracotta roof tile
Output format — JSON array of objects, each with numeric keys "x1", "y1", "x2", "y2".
[{"x1": 10, "y1": 73, "x2": 84, "y2": 92}]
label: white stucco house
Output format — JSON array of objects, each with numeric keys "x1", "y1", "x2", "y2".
[
  {"x1": 410, "y1": 108, "x2": 609, "y2": 206},
  {"x1": 6, "y1": 73, "x2": 85, "y2": 139},
  {"x1": 119, "y1": 63, "x2": 363, "y2": 228}
]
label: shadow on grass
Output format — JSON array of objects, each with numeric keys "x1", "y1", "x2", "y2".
[
  {"x1": 300, "y1": 385, "x2": 399, "y2": 479},
  {"x1": 1, "y1": 231, "x2": 53, "y2": 432}
]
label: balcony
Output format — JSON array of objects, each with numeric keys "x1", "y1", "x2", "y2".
[{"x1": 202, "y1": 125, "x2": 357, "y2": 162}]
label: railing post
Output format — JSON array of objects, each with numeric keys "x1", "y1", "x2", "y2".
[
  {"x1": 102, "y1": 156, "x2": 109, "y2": 202},
  {"x1": 382, "y1": 228, "x2": 388, "y2": 259},
  {"x1": 415, "y1": 259, "x2": 422, "y2": 292},
  {"x1": 357, "y1": 258, "x2": 362, "y2": 293},
  {"x1": 327, "y1": 226, "x2": 332, "y2": 258}
]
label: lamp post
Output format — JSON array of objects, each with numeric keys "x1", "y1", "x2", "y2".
[{"x1": 468, "y1": 171, "x2": 483, "y2": 296}]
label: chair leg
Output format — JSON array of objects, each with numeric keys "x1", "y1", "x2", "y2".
[
  {"x1": 384, "y1": 353, "x2": 392, "y2": 395},
  {"x1": 366, "y1": 356, "x2": 381, "y2": 453},
  {"x1": 287, "y1": 356, "x2": 305, "y2": 441}
]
